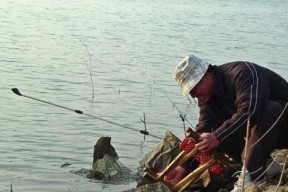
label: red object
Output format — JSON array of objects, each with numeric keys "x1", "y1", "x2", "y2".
[{"x1": 179, "y1": 137, "x2": 224, "y2": 175}]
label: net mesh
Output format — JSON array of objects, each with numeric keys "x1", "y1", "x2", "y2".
[{"x1": 92, "y1": 154, "x2": 133, "y2": 182}]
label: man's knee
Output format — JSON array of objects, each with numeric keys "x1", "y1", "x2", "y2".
[
  {"x1": 263, "y1": 101, "x2": 283, "y2": 118},
  {"x1": 263, "y1": 101, "x2": 288, "y2": 147},
  {"x1": 255, "y1": 101, "x2": 285, "y2": 141}
]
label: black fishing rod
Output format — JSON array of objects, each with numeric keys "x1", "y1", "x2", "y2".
[{"x1": 11, "y1": 88, "x2": 162, "y2": 140}]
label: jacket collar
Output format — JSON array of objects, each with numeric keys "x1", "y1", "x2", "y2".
[{"x1": 209, "y1": 65, "x2": 225, "y2": 103}]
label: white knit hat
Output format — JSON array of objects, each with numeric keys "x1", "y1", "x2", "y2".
[{"x1": 174, "y1": 55, "x2": 210, "y2": 96}]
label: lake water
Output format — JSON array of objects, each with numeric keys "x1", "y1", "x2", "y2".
[{"x1": 1, "y1": 0, "x2": 287, "y2": 191}]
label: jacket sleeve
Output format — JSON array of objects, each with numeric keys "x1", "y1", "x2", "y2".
[{"x1": 213, "y1": 62, "x2": 270, "y2": 143}]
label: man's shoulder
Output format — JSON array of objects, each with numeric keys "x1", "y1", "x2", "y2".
[
  {"x1": 219, "y1": 61, "x2": 255, "y2": 68},
  {"x1": 214, "y1": 61, "x2": 248, "y2": 73},
  {"x1": 217, "y1": 61, "x2": 262, "y2": 74}
]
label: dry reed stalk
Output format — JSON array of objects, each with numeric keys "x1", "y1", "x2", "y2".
[
  {"x1": 241, "y1": 116, "x2": 251, "y2": 192},
  {"x1": 275, "y1": 154, "x2": 288, "y2": 192},
  {"x1": 80, "y1": 39, "x2": 95, "y2": 101}
]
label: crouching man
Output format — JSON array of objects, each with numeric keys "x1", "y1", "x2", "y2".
[{"x1": 169, "y1": 55, "x2": 288, "y2": 191}]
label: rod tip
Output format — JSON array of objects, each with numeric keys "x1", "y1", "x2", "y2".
[{"x1": 11, "y1": 88, "x2": 22, "y2": 96}]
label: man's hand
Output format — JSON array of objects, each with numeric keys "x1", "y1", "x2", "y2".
[
  {"x1": 195, "y1": 132, "x2": 219, "y2": 152},
  {"x1": 163, "y1": 166, "x2": 187, "y2": 185}
]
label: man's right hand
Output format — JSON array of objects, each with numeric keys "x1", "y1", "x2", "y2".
[{"x1": 195, "y1": 132, "x2": 220, "y2": 152}]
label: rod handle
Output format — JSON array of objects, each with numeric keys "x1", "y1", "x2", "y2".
[{"x1": 12, "y1": 88, "x2": 22, "y2": 96}]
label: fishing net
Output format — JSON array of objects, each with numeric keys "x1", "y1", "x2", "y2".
[
  {"x1": 136, "y1": 131, "x2": 181, "y2": 187},
  {"x1": 92, "y1": 154, "x2": 133, "y2": 182},
  {"x1": 139, "y1": 131, "x2": 181, "y2": 173}
]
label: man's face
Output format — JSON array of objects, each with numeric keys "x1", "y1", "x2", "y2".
[{"x1": 189, "y1": 73, "x2": 214, "y2": 102}]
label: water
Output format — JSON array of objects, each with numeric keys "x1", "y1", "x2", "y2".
[{"x1": 1, "y1": 0, "x2": 287, "y2": 191}]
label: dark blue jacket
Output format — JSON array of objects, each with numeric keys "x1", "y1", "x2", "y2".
[{"x1": 196, "y1": 61, "x2": 288, "y2": 145}]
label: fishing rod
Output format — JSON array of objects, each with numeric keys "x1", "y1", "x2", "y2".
[
  {"x1": 140, "y1": 66, "x2": 194, "y2": 131},
  {"x1": 11, "y1": 88, "x2": 162, "y2": 140},
  {"x1": 118, "y1": 44, "x2": 195, "y2": 131}
]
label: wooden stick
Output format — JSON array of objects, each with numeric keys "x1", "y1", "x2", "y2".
[
  {"x1": 173, "y1": 158, "x2": 215, "y2": 192},
  {"x1": 144, "y1": 148, "x2": 199, "y2": 181}
]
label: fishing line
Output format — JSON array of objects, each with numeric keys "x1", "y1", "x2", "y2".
[
  {"x1": 11, "y1": 88, "x2": 162, "y2": 140},
  {"x1": 116, "y1": 42, "x2": 195, "y2": 131}
]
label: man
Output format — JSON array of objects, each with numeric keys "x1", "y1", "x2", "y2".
[{"x1": 171, "y1": 55, "x2": 288, "y2": 191}]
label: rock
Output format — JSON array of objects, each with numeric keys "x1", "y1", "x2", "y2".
[
  {"x1": 137, "y1": 131, "x2": 181, "y2": 187},
  {"x1": 139, "y1": 131, "x2": 181, "y2": 173},
  {"x1": 73, "y1": 137, "x2": 131, "y2": 181},
  {"x1": 264, "y1": 185, "x2": 288, "y2": 192},
  {"x1": 86, "y1": 170, "x2": 105, "y2": 180},
  {"x1": 122, "y1": 140, "x2": 288, "y2": 192},
  {"x1": 93, "y1": 136, "x2": 118, "y2": 164},
  {"x1": 271, "y1": 149, "x2": 288, "y2": 165},
  {"x1": 122, "y1": 182, "x2": 171, "y2": 192},
  {"x1": 90, "y1": 137, "x2": 133, "y2": 181},
  {"x1": 245, "y1": 185, "x2": 262, "y2": 192}
]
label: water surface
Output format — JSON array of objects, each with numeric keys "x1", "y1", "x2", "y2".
[{"x1": 1, "y1": 0, "x2": 287, "y2": 191}]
